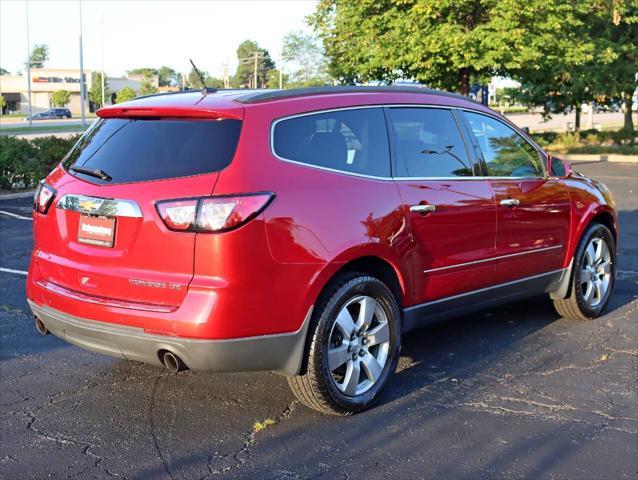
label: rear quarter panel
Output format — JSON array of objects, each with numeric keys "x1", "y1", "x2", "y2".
[{"x1": 211, "y1": 95, "x2": 425, "y2": 330}]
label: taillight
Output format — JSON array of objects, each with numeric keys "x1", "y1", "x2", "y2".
[
  {"x1": 34, "y1": 181, "x2": 56, "y2": 214},
  {"x1": 156, "y1": 198, "x2": 199, "y2": 230},
  {"x1": 156, "y1": 193, "x2": 274, "y2": 233}
]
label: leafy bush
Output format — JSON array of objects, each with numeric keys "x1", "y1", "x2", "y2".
[
  {"x1": 0, "y1": 136, "x2": 37, "y2": 189},
  {"x1": 532, "y1": 128, "x2": 637, "y2": 154},
  {"x1": 0, "y1": 135, "x2": 79, "y2": 190}
]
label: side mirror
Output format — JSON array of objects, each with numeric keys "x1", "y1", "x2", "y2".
[{"x1": 547, "y1": 155, "x2": 572, "y2": 178}]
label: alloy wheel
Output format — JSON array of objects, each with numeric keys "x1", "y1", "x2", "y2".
[
  {"x1": 580, "y1": 237, "x2": 612, "y2": 308},
  {"x1": 327, "y1": 295, "x2": 391, "y2": 396}
]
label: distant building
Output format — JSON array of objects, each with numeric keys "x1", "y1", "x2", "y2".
[{"x1": 0, "y1": 68, "x2": 145, "y2": 115}]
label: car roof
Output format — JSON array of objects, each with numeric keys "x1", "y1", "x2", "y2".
[
  {"x1": 97, "y1": 86, "x2": 495, "y2": 121},
  {"x1": 108, "y1": 86, "x2": 479, "y2": 108}
]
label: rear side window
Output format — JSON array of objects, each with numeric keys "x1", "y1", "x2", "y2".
[
  {"x1": 63, "y1": 118, "x2": 242, "y2": 184},
  {"x1": 388, "y1": 108, "x2": 473, "y2": 177},
  {"x1": 464, "y1": 112, "x2": 542, "y2": 177},
  {"x1": 272, "y1": 108, "x2": 390, "y2": 177}
]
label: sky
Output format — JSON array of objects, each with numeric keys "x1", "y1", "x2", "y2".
[{"x1": 0, "y1": 0, "x2": 317, "y2": 78}]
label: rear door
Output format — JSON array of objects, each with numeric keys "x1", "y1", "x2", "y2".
[
  {"x1": 388, "y1": 107, "x2": 497, "y2": 303},
  {"x1": 462, "y1": 111, "x2": 570, "y2": 284},
  {"x1": 35, "y1": 116, "x2": 242, "y2": 308}
]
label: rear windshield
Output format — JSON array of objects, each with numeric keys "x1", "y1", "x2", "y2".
[{"x1": 62, "y1": 118, "x2": 242, "y2": 184}]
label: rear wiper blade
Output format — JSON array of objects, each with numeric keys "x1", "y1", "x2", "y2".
[{"x1": 70, "y1": 166, "x2": 112, "y2": 181}]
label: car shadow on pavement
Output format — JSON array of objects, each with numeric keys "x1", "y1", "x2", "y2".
[{"x1": 128, "y1": 284, "x2": 637, "y2": 479}]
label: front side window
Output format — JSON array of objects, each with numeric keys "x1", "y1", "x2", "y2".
[
  {"x1": 464, "y1": 112, "x2": 543, "y2": 177},
  {"x1": 388, "y1": 108, "x2": 473, "y2": 178},
  {"x1": 272, "y1": 108, "x2": 390, "y2": 177}
]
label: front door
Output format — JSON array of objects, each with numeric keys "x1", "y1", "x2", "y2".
[
  {"x1": 387, "y1": 107, "x2": 497, "y2": 305},
  {"x1": 463, "y1": 111, "x2": 571, "y2": 284}
]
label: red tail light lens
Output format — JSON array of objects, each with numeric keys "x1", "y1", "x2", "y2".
[
  {"x1": 156, "y1": 193, "x2": 274, "y2": 233},
  {"x1": 156, "y1": 198, "x2": 198, "y2": 231},
  {"x1": 34, "y1": 181, "x2": 56, "y2": 214}
]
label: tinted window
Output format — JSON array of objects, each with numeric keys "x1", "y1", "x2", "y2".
[
  {"x1": 273, "y1": 108, "x2": 390, "y2": 177},
  {"x1": 63, "y1": 118, "x2": 242, "y2": 184},
  {"x1": 464, "y1": 112, "x2": 542, "y2": 177},
  {"x1": 388, "y1": 108, "x2": 473, "y2": 177}
]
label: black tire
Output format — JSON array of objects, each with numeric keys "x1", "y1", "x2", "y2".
[
  {"x1": 287, "y1": 272, "x2": 401, "y2": 415},
  {"x1": 553, "y1": 223, "x2": 616, "y2": 320}
]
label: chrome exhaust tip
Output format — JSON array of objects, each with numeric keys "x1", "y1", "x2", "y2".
[
  {"x1": 35, "y1": 317, "x2": 49, "y2": 335},
  {"x1": 161, "y1": 351, "x2": 188, "y2": 373}
]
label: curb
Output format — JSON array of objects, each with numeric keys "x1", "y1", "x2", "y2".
[
  {"x1": 549, "y1": 153, "x2": 638, "y2": 163},
  {"x1": 0, "y1": 190, "x2": 35, "y2": 200}
]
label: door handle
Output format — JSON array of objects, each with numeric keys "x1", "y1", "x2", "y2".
[
  {"x1": 500, "y1": 198, "x2": 520, "y2": 207},
  {"x1": 410, "y1": 204, "x2": 436, "y2": 214}
]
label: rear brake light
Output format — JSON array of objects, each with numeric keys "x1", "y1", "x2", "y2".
[
  {"x1": 156, "y1": 193, "x2": 274, "y2": 233},
  {"x1": 34, "y1": 181, "x2": 56, "y2": 214},
  {"x1": 156, "y1": 198, "x2": 198, "y2": 230}
]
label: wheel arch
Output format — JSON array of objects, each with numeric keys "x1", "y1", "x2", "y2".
[
  {"x1": 291, "y1": 252, "x2": 407, "y2": 377},
  {"x1": 553, "y1": 205, "x2": 618, "y2": 300},
  {"x1": 570, "y1": 205, "x2": 618, "y2": 262}
]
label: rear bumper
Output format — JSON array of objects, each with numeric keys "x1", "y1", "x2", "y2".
[{"x1": 28, "y1": 300, "x2": 311, "y2": 376}]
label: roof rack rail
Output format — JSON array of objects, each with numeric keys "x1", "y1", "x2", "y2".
[{"x1": 234, "y1": 85, "x2": 474, "y2": 104}]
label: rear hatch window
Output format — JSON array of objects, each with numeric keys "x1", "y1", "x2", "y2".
[{"x1": 63, "y1": 118, "x2": 242, "y2": 184}]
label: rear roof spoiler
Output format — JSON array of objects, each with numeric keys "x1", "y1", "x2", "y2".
[{"x1": 96, "y1": 106, "x2": 242, "y2": 120}]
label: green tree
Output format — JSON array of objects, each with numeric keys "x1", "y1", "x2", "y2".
[
  {"x1": 158, "y1": 66, "x2": 179, "y2": 87},
  {"x1": 115, "y1": 86, "x2": 136, "y2": 103},
  {"x1": 0, "y1": 68, "x2": 9, "y2": 75},
  {"x1": 310, "y1": 0, "x2": 602, "y2": 98},
  {"x1": 89, "y1": 72, "x2": 109, "y2": 108},
  {"x1": 50, "y1": 90, "x2": 71, "y2": 107},
  {"x1": 128, "y1": 67, "x2": 158, "y2": 77},
  {"x1": 281, "y1": 31, "x2": 331, "y2": 87},
  {"x1": 139, "y1": 73, "x2": 158, "y2": 96},
  {"x1": 232, "y1": 40, "x2": 275, "y2": 88},
  {"x1": 589, "y1": 1, "x2": 637, "y2": 131},
  {"x1": 187, "y1": 67, "x2": 224, "y2": 90},
  {"x1": 504, "y1": 0, "x2": 636, "y2": 130},
  {"x1": 28, "y1": 44, "x2": 49, "y2": 68},
  {"x1": 267, "y1": 69, "x2": 290, "y2": 89},
  {"x1": 0, "y1": 95, "x2": 6, "y2": 114}
]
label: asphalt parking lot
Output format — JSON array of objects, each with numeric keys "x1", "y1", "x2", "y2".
[{"x1": 1, "y1": 162, "x2": 636, "y2": 480}]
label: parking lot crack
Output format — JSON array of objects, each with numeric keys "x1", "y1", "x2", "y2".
[
  {"x1": 149, "y1": 376, "x2": 176, "y2": 480},
  {"x1": 24, "y1": 409, "x2": 122, "y2": 478},
  {"x1": 605, "y1": 347, "x2": 638, "y2": 357},
  {"x1": 203, "y1": 400, "x2": 299, "y2": 477}
]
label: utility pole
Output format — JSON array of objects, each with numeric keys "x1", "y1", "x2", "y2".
[
  {"x1": 78, "y1": 0, "x2": 86, "y2": 128},
  {"x1": 237, "y1": 51, "x2": 264, "y2": 88},
  {"x1": 101, "y1": 15, "x2": 105, "y2": 107},
  {"x1": 25, "y1": 0, "x2": 32, "y2": 127},
  {"x1": 279, "y1": 54, "x2": 283, "y2": 90},
  {"x1": 253, "y1": 51, "x2": 258, "y2": 89},
  {"x1": 222, "y1": 59, "x2": 229, "y2": 89}
]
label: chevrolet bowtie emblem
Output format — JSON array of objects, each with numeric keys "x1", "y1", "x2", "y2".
[{"x1": 78, "y1": 199, "x2": 98, "y2": 212}]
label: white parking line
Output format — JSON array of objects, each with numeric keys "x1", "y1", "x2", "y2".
[
  {"x1": 0, "y1": 267, "x2": 28, "y2": 276},
  {"x1": 0, "y1": 210, "x2": 31, "y2": 221}
]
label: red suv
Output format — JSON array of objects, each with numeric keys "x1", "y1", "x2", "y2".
[{"x1": 28, "y1": 87, "x2": 617, "y2": 414}]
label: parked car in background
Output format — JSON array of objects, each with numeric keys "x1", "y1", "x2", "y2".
[
  {"x1": 24, "y1": 108, "x2": 72, "y2": 121},
  {"x1": 593, "y1": 101, "x2": 621, "y2": 114},
  {"x1": 29, "y1": 86, "x2": 618, "y2": 415}
]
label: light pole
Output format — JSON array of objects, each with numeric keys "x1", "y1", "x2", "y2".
[
  {"x1": 78, "y1": 0, "x2": 86, "y2": 128},
  {"x1": 101, "y1": 15, "x2": 105, "y2": 107},
  {"x1": 25, "y1": 0, "x2": 32, "y2": 127}
]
